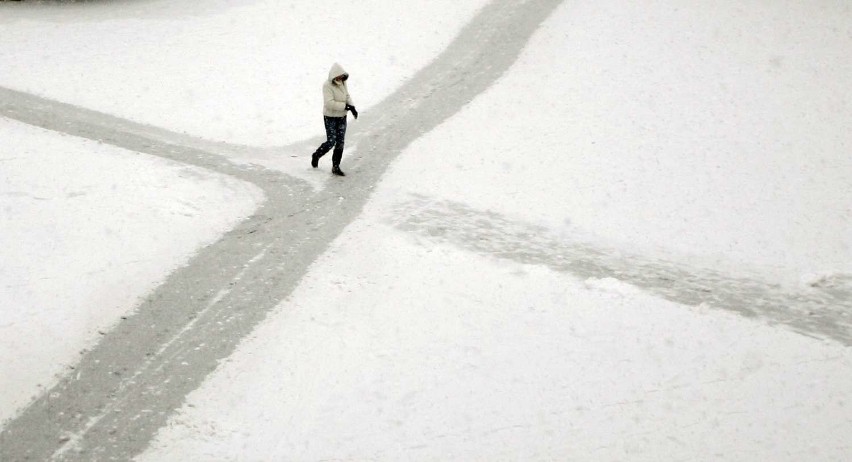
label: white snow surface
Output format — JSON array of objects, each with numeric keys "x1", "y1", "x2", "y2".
[
  {"x1": 0, "y1": 0, "x2": 485, "y2": 426},
  {"x1": 140, "y1": 1, "x2": 852, "y2": 460},
  {"x1": 0, "y1": 119, "x2": 263, "y2": 424},
  {"x1": 0, "y1": 0, "x2": 486, "y2": 146},
  {"x1": 140, "y1": 223, "x2": 852, "y2": 460},
  {"x1": 389, "y1": 0, "x2": 852, "y2": 283},
  {"x1": 1, "y1": 0, "x2": 851, "y2": 459}
]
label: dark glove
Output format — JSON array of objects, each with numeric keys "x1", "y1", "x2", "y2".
[{"x1": 346, "y1": 104, "x2": 358, "y2": 119}]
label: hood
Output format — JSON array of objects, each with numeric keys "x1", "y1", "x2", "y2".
[{"x1": 328, "y1": 63, "x2": 349, "y2": 83}]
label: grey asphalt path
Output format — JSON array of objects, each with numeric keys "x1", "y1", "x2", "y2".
[
  {"x1": 0, "y1": 0, "x2": 565, "y2": 460},
  {"x1": 390, "y1": 195, "x2": 852, "y2": 346}
]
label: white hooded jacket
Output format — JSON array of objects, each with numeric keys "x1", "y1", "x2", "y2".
[{"x1": 322, "y1": 63, "x2": 353, "y2": 118}]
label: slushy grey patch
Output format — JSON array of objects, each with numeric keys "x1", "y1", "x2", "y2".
[
  {"x1": 389, "y1": 194, "x2": 852, "y2": 346},
  {"x1": 0, "y1": 0, "x2": 566, "y2": 459}
]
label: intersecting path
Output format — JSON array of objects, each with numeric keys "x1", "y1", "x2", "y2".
[
  {"x1": 0, "y1": 1, "x2": 564, "y2": 460},
  {"x1": 2, "y1": 0, "x2": 850, "y2": 459}
]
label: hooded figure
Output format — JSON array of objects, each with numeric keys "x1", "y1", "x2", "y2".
[{"x1": 311, "y1": 63, "x2": 357, "y2": 176}]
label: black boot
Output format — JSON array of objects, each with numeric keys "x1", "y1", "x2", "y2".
[
  {"x1": 311, "y1": 149, "x2": 324, "y2": 168},
  {"x1": 311, "y1": 143, "x2": 332, "y2": 168},
  {"x1": 331, "y1": 145, "x2": 345, "y2": 176}
]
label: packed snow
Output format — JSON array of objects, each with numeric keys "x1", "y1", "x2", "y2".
[{"x1": 2, "y1": 0, "x2": 851, "y2": 460}]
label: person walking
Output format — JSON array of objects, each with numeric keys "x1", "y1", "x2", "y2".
[{"x1": 311, "y1": 63, "x2": 358, "y2": 176}]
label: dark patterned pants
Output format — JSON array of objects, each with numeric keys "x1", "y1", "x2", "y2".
[{"x1": 313, "y1": 116, "x2": 347, "y2": 166}]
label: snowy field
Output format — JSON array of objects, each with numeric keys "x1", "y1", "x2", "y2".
[
  {"x1": 0, "y1": 118, "x2": 262, "y2": 424},
  {"x1": 0, "y1": 0, "x2": 485, "y2": 146},
  {"x1": 138, "y1": 205, "x2": 852, "y2": 460},
  {"x1": 0, "y1": 0, "x2": 487, "y2": 428},
  {"x1": 141, "y1": 1, "x2": 852, "y2": 460},
  {"x1": 395, "y1": 0, "x2": 852, "y2": 285},
  {"x1": 2, "y1": 0, "x2": 852, "y2": 460}
]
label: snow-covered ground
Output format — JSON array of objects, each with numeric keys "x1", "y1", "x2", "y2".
[
  {"x1": 138, "y1": 215, "x2": 852, "y2": 460},
  {"x1": 0, "y1": 0, "x2": 487, "y2": 428},
  {"x1": 2, "y1": 0, "x2": 852, "y2": 460},
  {"x1": 0, "y1": 118, "x2": 262, "y2": 424},
  {"x1": 139, "y1": 1, "x2": 852, "y2": 460},
  {"x1": 0, "y1": 0, "x2": 485, "y2": 146},
  {"x1": 392, "y1": 0, "x2": 852, "y2": 284}
]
